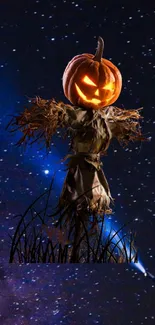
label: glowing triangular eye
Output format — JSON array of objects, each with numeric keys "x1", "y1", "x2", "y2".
[
  {"x1": 83, "y1": 75, "x2": 97, "y2": 86},
  {"x1": 103, "y1": 82, "x2": 115, "y2": 90}
]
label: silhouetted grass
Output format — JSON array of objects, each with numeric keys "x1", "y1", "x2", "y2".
[{"x1": 8, "y1": 176, "x2": 138, "y2": 263}]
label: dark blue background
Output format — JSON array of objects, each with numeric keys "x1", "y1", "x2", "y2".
[{"x1": 0, "y1": 1, "x2": 155, "y2": 324}]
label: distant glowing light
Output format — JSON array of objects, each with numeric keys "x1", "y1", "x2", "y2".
[
  {"x1": 132, "y1": 260, "x2": 146, "y2": 274},
  {"x1": 44, "y1": 170, "x2": 49, "y2": 175}
]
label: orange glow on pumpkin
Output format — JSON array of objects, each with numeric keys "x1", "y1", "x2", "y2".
[
  {"x1": 83, "y1": 75, "x2": 97, "y2": 86},
  {"x1": 103, "y1": 82, "x2": 115, "y2": 91},
  {"x1": 94, "y1": 89, "x2": 99, "y2": 96},
  {"x1": 75, "y1": 83, "x2": 101, "y2": 105},
  {"x1": 62, "y1": 37, "x2": 122, "y2": 109}
]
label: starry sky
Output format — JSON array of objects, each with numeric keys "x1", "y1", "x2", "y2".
[{"x1": 0, "y1": 0, "x2": 155, "y2": 324}]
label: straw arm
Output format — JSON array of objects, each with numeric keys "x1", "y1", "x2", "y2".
[
  {"x1": 104, "y1": 106, "x2": 146, "y2": 145},
  {"x1": 6, "y1": 97, "x2": 75, "y2": 149}
]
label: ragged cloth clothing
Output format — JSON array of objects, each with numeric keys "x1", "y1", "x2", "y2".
[
  {"x1": 59, "y1": 152, "x2": 114, "y2": 215},
  {"x1": 57, "y1": 107, "x2": 114, "y2": 215},
  {"x1": 56, "y1": 105, "x2": 144, "y2": 216}
]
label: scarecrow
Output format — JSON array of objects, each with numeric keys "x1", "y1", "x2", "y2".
[{"x1": 8, "y1": 37, "x2": 145, "y2": 230}]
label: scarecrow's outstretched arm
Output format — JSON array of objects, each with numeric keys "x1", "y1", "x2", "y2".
[
  {"x1": 6, "y1": 97, "x2": 78, "y2": 149},
  {"x1": 105, "y1": 106, "x2": 146, "y2": 145}
]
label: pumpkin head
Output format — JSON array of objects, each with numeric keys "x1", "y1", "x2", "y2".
[{"x1": 62, "y1": 36, "x2": 122, "y2": 110}]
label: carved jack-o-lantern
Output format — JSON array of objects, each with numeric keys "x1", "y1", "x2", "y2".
[{"x1": 62, "y1": 37, "x2": 122, "y2": 110}]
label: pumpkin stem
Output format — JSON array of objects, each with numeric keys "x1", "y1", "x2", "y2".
[{"x1": 93, "y1": 36, "x2": 104, "y2": 62}]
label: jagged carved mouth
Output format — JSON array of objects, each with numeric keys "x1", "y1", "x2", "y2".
[
  {"x1": 75, "y1": 83, "x2": 115, "y2": 105},
  {"x1": 75, "y1": 83, "x2": 102, "y2": 105}
]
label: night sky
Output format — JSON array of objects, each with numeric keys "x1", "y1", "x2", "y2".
[{"x1": 0, "y1": 1, "x2": 155, "y2": 324}]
